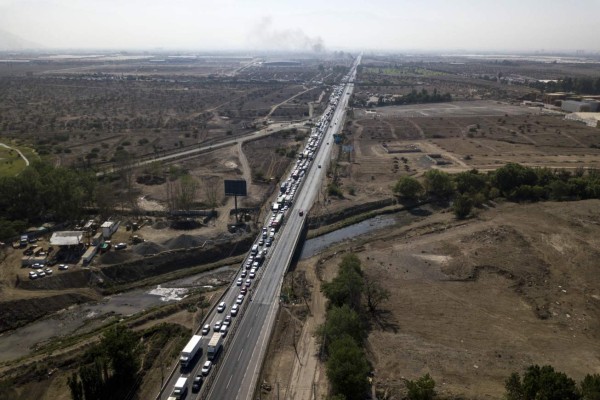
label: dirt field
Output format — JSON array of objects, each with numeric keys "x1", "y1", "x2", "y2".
[
  {"x1": 314, "y1": 101, "x2": 600, "y2": 216},
  {"x1": 263, "y1": 200, "x2": 600, "y2": 399}
]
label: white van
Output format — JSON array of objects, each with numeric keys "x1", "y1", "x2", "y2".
[{"x1": 251, "y1": 244, "x2": 259, "y2": 255}]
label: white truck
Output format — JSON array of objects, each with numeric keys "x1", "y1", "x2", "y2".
[
  {"x1": 179, "y1": 334, "x2": 202, "y2": 369},
  {"x1": 172, "y1": 376, "x2": 188, "y2": 399},
  {"x1": 207, "y1": 332, "x2": 223, "y2": 361}
]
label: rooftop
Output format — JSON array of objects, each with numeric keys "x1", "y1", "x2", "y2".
[{"x1": 50, "y1": 231, "x2": 84, "y2": 246}]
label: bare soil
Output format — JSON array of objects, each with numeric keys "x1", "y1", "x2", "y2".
[
  {"x1": 316, "y1": 101, "x2": 600, "y2": 216},
  {"x1": 352, "y1": 201, "x2": 600, "y2": 398}
]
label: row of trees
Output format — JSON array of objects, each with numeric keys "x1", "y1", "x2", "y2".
[
  {"x1": 0, "y1": 160, "x2": 97, "y2": 240},
  {"x1": 530, "y1": 76, "x2": 600, "y2": 95},
  {"x1": 505, "y1": 365, "x2": 600, "y2": 400},
  {"x1": 392, "y1": 88, "x2": 452, "y2": 106},
  {"x1": 394, "y1": 163, "x2": 600, "y2": 218},
  {"x1": 318, "y1": 254, "x2": 389, "y2": 400}
]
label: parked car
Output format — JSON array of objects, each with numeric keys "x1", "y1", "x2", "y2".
[
  {"x1": 44, "y1": 267, "x2": 53, "y2": 275},
  {"x1": 37, "y1": 270, "x2": 46, "y2": 278},
  {"x1": 28, "y1": 271, "x2": 37, "y2": 279},
  {"x1": 58, "y1": 264, "x2": 69, "y2": 270},
  {"x1": 114, "y1": 243, "x2": 127, "y2": 250}
]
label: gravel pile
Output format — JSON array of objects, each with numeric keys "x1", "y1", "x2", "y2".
[
  {"x1": 163, "y1": 234, "x2": 205, "y2": 250},
  {"x1": 133, "y1": 241, "x2": 166, "y2": 256},
  {"x1": 152, "y1": 220, "x2": 169, "y2": 230}
]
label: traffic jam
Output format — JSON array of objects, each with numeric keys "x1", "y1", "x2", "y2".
[{"x1": 166, "y1": 82, "x2": 347, "y2": 400}]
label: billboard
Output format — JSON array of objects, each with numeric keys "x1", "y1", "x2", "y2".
[{"x1": 224, "y1": 179, "x2": 247, "y2": 196}]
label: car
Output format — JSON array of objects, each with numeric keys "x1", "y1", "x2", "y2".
[
  {"x1": 231, "y1": 304, "x2": 239, "y2": 316},
  {"x1": 252, "y1": 261, "x2": 260, "y2": 269},
  {"x1": 58, "y1": 264, "x2": 69, "y2": 270},
  {"x1": 245, "y1": 279, "x2": 251, "y2": 287},
  {"x1": 37, "y1": 270, "x2": 46, "y2": 278},
  {"x1": 28, "y1": 271, "x2": 37, "y2": 279},
  {"x1": 270, "y1": 228, "x2": 276, "y2": 234},
  {"x1": 44, "y1": 267, "x2": 53, "y2": 275},
  {"x1": 31, "y1": 263, "x2": 42, "y2": 269},
  {"x1": 224, "y1": 315, "x2": 232, "y2": 326},
  {"x1": 265, "y1": 239, "x2": 272, "y2": 247},
  {"x1": 249, "y1": 270, "x2": 256, "y2": 279},
  {"x1": 262, "y1": 227, "x2": 267, "y2": 235},
  {"x1": 241, "y1": 271, "x2": 247, "y2": 278},
  {"x1": 299, "y1": 210, "x2": 304, "y2": 216},
  {"x1": 258, "y1": 239, "x2": 264, "y2": 246},
  {"x1": 219, "y1": 324, "x2": 228, "y2": 337},
  {"x1": 217, "y1": 301, "x2": 226, "y2": 313},
  {"x1": 318, "y1": 164, "x2": 322, "y2": 168},
  {"x1": 236, "y1": 294, "x2": 244, "y2": 304},
  {"x1": 240, "y1": 287, "x2": 247, "y2": 295},
  {"x1": 326, "y1": 142, "x2": 329, "y2": 145},
  {"x1": 236, "y1": 277, "x2": 243, "y2": 286},
  {"x1": 213, "y1": 320, "x2": 222, "y2": 331},
  {"x1": 262, "y1": 249, "x2": 268, "y2": 256},
  {"x1": 201, "y1": 360, "x2": 212, "y2": 376},
  {"x1": 114, "y1": 242, "x2": 127, "y2": 250},
  {"x1": 192, "y1": 374, "x2": 203, "y2": 392},
  {"x1": 202, "y1": 324, "x2": 210, "y2": 335}
]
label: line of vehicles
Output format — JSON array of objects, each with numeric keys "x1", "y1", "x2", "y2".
[{"x1": 165, "y1": 81, "x2": 349, "y2": 400}]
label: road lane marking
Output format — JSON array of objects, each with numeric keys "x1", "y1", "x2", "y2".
[
  {"x1": 238, "y1": 348, "x2": 244, "y2": 361},
  {"x1": 226, "y1": 374, "x2": 233, "y2": 389}
]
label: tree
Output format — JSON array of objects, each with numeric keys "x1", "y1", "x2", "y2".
[
  {"x1": 581, "y1": 374, "x2": 600, "y2": 400},
  {"x1": 506, "y1": 365, "x2": 580, "y2": 400},
  {"x1": 424, "y1": 169, "x2": 454, "y2": 199},
  {"x1": 493, "y1": 163, "x2": 537, "y2": 196},
  {"x1": 454, "y1": 169, "x2": 487, "y2": 195},
  {"x1": 453, "y1": 194, "x2": 473, "y2": 219},
  {"x1": 406, "y1": 373, "x2": 436, "y2": 400},
  {"x1": 393, "y1": 176, "x2": 424, "y2": 200},
  {"x1": 318, "y1": 304, "x2": 365, "y2": 348},
  {"x1": 363, "y1": 275, "x2": 390, "y2": 314},
  {"x1": 322, "y1": 255, "x2": 364, "y2": 312},
  {"x1": 326, "y1": 335, "x2": 370, "y2": 400}
]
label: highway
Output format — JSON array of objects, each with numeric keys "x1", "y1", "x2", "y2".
[{"x1": 158, "y1": 56, "x2": 360, "y2": 400}]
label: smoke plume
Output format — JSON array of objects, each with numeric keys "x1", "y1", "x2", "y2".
[{"x1": 249, "y1": 16, "x2": 325, "y2": 53}]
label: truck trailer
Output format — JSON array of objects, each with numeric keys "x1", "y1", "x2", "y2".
[
  {"x1": 207, "y1": 332, "x2": 223, "y2": 361},
  {"x1": 179, "y1": 335, "x2": 202, "y2": 369},
  {"x1": 172, "y1": 376, "x2": 188, "y2": 399}
]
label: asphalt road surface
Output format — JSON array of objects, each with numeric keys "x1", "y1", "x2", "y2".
[
  {"x1": 159, "y1": 56, "x2": 360, "y2": 400},
  {"x1": 206, "y1": 58, "x2": 360, "y2": 400}
]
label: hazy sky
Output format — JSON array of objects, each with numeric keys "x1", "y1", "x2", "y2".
[{"x1": 1, "y1": 0, "x2": 599, "y2": 52}]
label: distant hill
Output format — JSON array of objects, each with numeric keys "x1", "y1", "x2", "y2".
[{"x1": 0, "y1": 29, "x2": 43, "y2": 51}]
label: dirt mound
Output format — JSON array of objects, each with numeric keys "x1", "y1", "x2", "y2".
[
  {"x1": 99, "y1": 250, "x2": 136, "y2": 265},
  {"x1": 153, "y1": 220, "x2": 169, "y2": 230},
  {"x1": 133, "y1": 241, "x2": 166, "y2": 256},
  {"x1": 163, "y1": 234, "x2": 206, "y2": 250}
]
